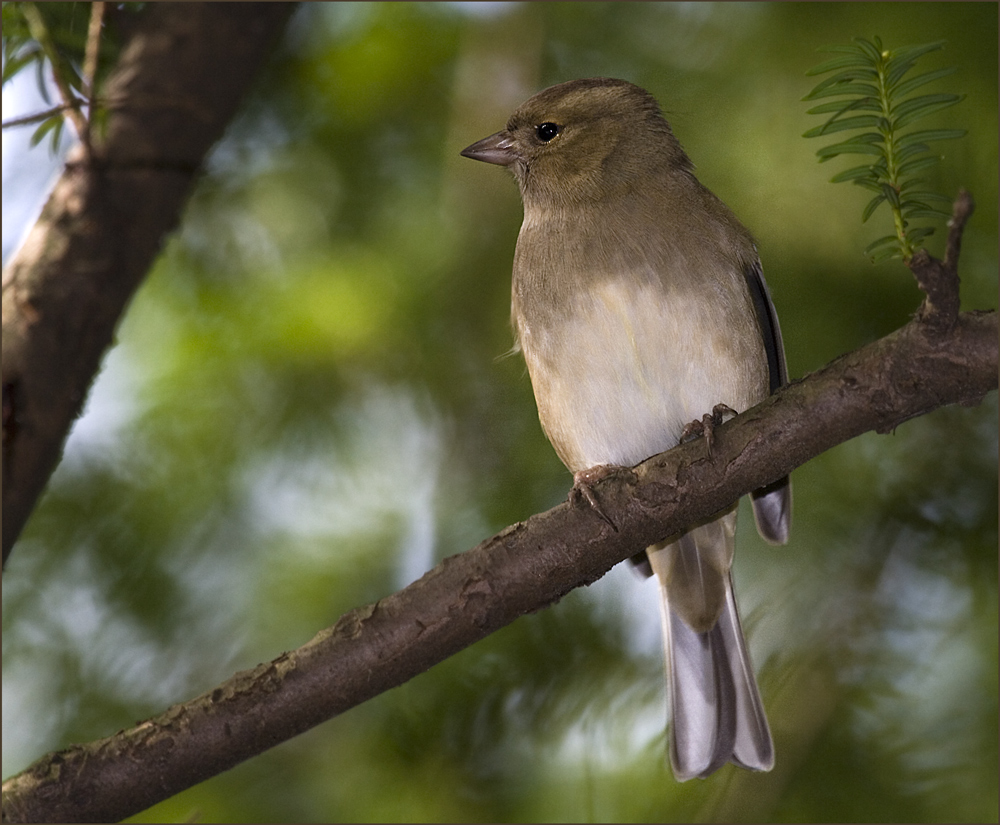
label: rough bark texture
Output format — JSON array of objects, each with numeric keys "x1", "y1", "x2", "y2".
[
  {"x1": 1, "y1": 2, "x2": 297, "y2": 563},
  {"x1": 2, "y1": 300, "x2": 995, "y2": 822}
]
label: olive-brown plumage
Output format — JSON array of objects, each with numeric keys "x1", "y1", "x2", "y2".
[{"x1": 462, "y1": 77, "x2": 790, "y2": 781}]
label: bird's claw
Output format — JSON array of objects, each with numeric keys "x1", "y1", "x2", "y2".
[
  {"x1": 680, "y1": 404, "x2": 738, "y2": 457},
  {"x1": 571, "y1": 464, "x2": 619, "y2": 531}
]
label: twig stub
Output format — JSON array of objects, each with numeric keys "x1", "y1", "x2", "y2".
[{"x1": 908, "y1": 190, "x2": 974, "y2": 333}]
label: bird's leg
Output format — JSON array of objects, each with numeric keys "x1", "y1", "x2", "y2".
[
  {"x1": 680, "y1": 403, "x2": 738, "y2": 457},
  {"x1": 570, "y1": 464, "x2": 620, "y2": 531}
]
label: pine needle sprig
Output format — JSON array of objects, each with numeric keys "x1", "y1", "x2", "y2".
[{"x1": 803, "y1": 36, "x2": 965, "y2": 262}]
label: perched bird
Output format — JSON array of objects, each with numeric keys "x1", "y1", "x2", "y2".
[{"x1": 461, "y1": 77, "x2": 791, "y2": 781}]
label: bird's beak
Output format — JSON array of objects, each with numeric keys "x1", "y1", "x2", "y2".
[{"x1": 460, "y1": 131, "x2": 518, "y2": 166}]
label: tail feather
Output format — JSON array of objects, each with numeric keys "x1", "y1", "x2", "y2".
[
  {"x1": 662, "y1": 602, "x2": 736, "y2": 779},
  {"x1": 714, "y1": 575, "x2": 773, "y2": 771},
  {"x1": 648, "y1": 514, "x2": 773, "y2": 781}
]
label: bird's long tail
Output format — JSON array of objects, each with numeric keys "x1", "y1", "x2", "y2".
[{"x1": 647, "y1": 510, "x2": 773, "y2": 781}]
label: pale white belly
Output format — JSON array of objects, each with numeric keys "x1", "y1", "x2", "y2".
[{"x1": 518, "y1": 280, "x2": 766, "y2": 473}]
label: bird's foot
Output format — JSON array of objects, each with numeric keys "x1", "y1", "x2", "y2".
[
  {"x1": 571, "y1": 464, "x2": 620, "y2": 531},
  {"x1": 680, "y1": 404, "x2": 738, "y2": 456}
]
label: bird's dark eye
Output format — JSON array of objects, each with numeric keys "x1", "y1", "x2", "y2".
[{"x1": 536, "y1": 122, "x2": 561, "y2": 142}]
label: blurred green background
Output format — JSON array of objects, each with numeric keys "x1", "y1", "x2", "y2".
[{"x1": 2, "y1": 3, "x2": 997, "y2": 822}]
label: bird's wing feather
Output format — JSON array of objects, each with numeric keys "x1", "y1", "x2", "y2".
[
  {"x1": 742, "y1": 260, "x2": 787, "y2": 393},
  {"x1": 744, "y1": 260, "x2": 793, "y2": 545}
]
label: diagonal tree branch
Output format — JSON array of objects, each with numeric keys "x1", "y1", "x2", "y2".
[
  {"x1": 2, "y1": 284, "x2": 995, "y2": 821},
  {"x1": 1, "y1": 2, "x2": 298, "y2": 565}
]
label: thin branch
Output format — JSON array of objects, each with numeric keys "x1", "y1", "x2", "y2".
[
  {"x1": 1, "y1": 95, "x2": 203, "y2": 132},
  {"x1": 21, "y1": 2, "x2": 90, "y2": 149},
  {"x1": 1, "y1": 103, "x2": 82, "y2": 131},
  {"x1": 1, "y1": 301, "x2": 996, "y2": 823},
  {"x1": 944, "y1": 188, "x2": 974, "y2": 272},
  {"x1": 83, "y1": 2, "x2": 106, "y2": 110}
]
